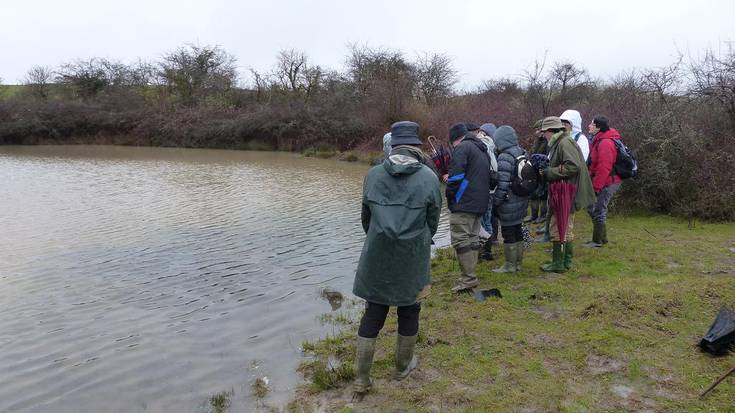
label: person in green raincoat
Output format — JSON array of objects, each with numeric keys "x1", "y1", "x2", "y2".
[
  {"x1": 351, "y1": 121, "x2": 442, "y2": 398},
  {"x1": 538, "y1": 116, "x2": 595, "y2": 272}
]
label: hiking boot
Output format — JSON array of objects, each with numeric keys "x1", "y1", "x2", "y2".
[
  {"x1": 353, "y1": 336, "x2": 377, "y2": 396},
  {"x1": 515, "y1": 241, "x2": 525, "y2": 272},
  {"x1": 394, "y1": 334, "x2": 418, "y2": 380},
  {"x1": 478, "y1": 239, "x2": 494, "y2": 261},
  {"x1": 540, "y1": 242, "x2": 566, "y2": 273},
  {"x1": 492, "y1": 243, "x2": 517, "y2": 273},
  {"x1": 451, "y1": 250, "x2": 479, "y2": 292},
  {"x1": 563, "y1": 241, "x2": 573, "y2": 270}
]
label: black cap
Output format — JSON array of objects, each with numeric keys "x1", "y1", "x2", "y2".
[
  {"x1": 465, "y1": 122, "x2": 480, "y2": 131},
  {"x1": 449, "y1": 123, "x2": 468, "y2": 142}
]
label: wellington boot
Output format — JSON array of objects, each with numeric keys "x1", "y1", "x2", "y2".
[
  {"x1": 541, "y1": 242, "x2": 566, "y2": 273},
  {"x1": 493, "y1": 243, "x2": 517, "y2": 273},
  {"x1": 353, "y1": 336, "x2": 377, "y2": 396},
  {"x1": 478, "y1": 239, "x2": 494, "y2": 261},
  {"x1": 563, "y1": 241, "x2": 573, "y2": 270},
  {"x1": 451, "y1": 250, "x2": 479, "y2": 292},
  {"x1": 583, "y1": 222, "x2": 604, "y2": 248},
  {"x1": 515, "y1": 241, "x2": 525, "y2": 272},
  {"x1": 601, "y1": 223, "x2": 608, "y2": 244},
  {"x1": 394, "y1": 334, "x2": 418, "y2": 380}
]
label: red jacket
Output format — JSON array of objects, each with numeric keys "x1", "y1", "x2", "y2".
[{"x1": 589, "y1": 128, "x2": 623, "y2": 193}]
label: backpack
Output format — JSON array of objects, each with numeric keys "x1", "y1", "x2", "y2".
[
  {"x1": 611, "y1": 139, "x2": 638, "y2": 179},
  {"x1": 511, "y1": 152, "x2": 539, "y2": 196}
]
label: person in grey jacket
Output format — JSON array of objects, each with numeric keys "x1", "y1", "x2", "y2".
[{"x1": 491, "y1": 126, "x2": 530, "y2": 273}]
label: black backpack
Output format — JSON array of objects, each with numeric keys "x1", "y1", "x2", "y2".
[
  {"x1": 612, "y1": 139, "x2": 638, "y2": 179},
  {"x1": 511, "y1": 152, "x2": 539, "y2": 196}
]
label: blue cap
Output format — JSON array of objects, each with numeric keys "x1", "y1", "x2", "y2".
[{"x1": 480, "y1": 123, "x2": 497, "y2": 138}]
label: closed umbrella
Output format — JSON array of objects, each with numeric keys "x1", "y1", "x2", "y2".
[
  {"x1": 428, "y1": 135, "x2": 452, "y2": 176},
  {"x1": 548, "y1": 180, "x2": 577, "y2": 245}
]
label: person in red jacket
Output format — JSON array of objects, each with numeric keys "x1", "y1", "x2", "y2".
[{"x1": 584, "y1": 116, "x2": 622, "y2": 247}]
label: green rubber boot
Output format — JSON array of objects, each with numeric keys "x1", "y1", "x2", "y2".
[
  {"x1": 394, "y1": 334, "x2": 418, "y2": 380},
  {"x1": 492, "y1": 243, "x2": 517, "y2": 273},
  {"x1": 600, "y1": 223, "x2": 608, "y2": 244},
  {"x1": 541, "y1": 242, "x2": 566, "y2": 273},
  {"x1": 563, "y1": 241, "x2": 574, "y2": 270},
  {"x1": 353, "y1": 336, "x2": 377, "y2": 395},
  {"x1": 584, "y1": 222, "x2": 604, "y2": 248}
]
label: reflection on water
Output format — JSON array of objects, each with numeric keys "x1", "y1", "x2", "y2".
[{"x1": 0, "y1": 145, "x2": 449, "y2": 412}]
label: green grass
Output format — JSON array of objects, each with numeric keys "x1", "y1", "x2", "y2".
[
  {"x1": 291, "y1": 214, "x2": 735, "y2": 412},
  {"x1": 0, "y1": 84, "x2": 25, "y2": 99}
]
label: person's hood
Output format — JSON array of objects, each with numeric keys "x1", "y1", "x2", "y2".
[
  {"x1": 383, "y1": 145, "x2": 424, "y2": 176},
  {"x1": 595, "y1": 128, "x2": 621, "y2": 141},
  {"x1": 549, "y1": 130, "x2": 570, "y2": 147},
  {"x1": 382, "y1": 132, "x2": 392, "y2": 157},
  {"x1": 560, "y1": 109, "x2": 583, "y2": 133},
  {"x1": 493, "y1": 126, "x2": 520, "y2": 152}
]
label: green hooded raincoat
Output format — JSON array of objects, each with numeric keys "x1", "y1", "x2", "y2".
[
  {"x1": 353, "y1": 147, "x2": 442, "y2": 306},
  {"x1": 546, "y1": 131, "x2": 596, "y2": 212}
]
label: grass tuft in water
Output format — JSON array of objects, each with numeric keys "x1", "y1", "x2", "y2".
[{"x1": 208, "y1": 389, "x2": 232, "y2": 413}]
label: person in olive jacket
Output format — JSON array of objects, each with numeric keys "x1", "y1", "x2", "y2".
[
  {"x1": 491, "y1": 126, "x2": 530, "y2": 273},
  {"x1": 352, "y1": 121, "x2": 442, "y2": 398},
  {"x1": 538, "y1": 116, "x2": 595, "y2": 272},
  {"x1": 444, "y1": 123, "x2": 491, "y2": 293}
]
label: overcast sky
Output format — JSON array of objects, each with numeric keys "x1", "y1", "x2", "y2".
[{"x1": 2, "y1": 0, "x2": 734, "y2": 89}]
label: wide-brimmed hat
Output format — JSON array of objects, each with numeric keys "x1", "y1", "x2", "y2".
[
  {"x1": 540, "y1": 116, "x2": 564, "y2": 131},
  {"x1": 390, "y1": 121, "x2": 422, "y2": 146}
]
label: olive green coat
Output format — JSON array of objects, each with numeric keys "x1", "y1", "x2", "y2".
[
  {"x1": 353, "y1": 148, "x2": 442, "y2": 306},
  {"x1": 546, "y1": 131, "x2": 596, "y2": 212}
]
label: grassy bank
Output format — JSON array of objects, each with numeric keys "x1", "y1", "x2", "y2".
[{"x1": 290, "y1": 214, "x2": 735, "y2": 412}]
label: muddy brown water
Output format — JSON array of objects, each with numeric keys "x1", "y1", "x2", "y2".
[{"x1": 0, "y1": 145, "x2": 450, "y2": 412}]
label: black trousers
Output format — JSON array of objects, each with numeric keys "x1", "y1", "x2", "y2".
[
  {"x1": 501, "y1": 224, "x2": 524, "y2": 244},
  {"x1": 357, "y1": 301, "x2": 421, "y2": 338}
]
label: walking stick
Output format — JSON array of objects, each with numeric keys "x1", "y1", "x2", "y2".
[{"x1": 700, "y1": 365, "x2": 735, "y2": 398}]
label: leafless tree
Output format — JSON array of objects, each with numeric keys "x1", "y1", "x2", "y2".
[
  {"x1": 24, "y1": 65, "x2": 54, "y2": 99},
  {"x1": 522, "y1": 55, "x2": 554, "y2": 117},
  {"x1": 159, "y1": 44, "x2": 237, "y2": 106},
  {"x1": 550, "y1": 61, "x2": 588, "y2": 94},
  {"x1": 480, "y1": 77, "x2": 521, "y2": 96},
  {"x1": 690, "y1": 44, "x2": 735, "y2": 129},
  {"x1": 56, "y1": 58, "x2": 113, "y2": 98},
  {"x1": 414, "y1": 53, "x2": 457, "y2": 106},
  {"x1": 345, "y1": 43, "x2": 416, "y2": 121},
  {"x1": 274, "y1": 49, "x2": 307, "y2": 93},
  {"x1": 250, "y1": 68, "x2": 272, "y2": 103}
]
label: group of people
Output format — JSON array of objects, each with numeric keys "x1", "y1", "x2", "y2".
[{"x1": 350, "y1": 112, "x2": 626, "y2": 398}]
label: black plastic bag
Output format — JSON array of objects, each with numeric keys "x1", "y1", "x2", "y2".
[{"x1": 699, "y1": 305, "x2": 735, "y2": 355}]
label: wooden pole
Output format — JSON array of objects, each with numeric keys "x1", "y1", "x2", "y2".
[{"x1": 700, "y1": 365, "x2": 735, "y2": 399}]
